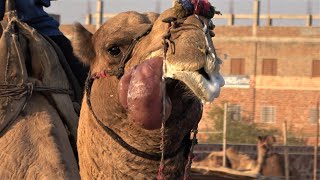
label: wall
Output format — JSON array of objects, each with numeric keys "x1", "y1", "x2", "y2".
[{"x1": 198, "y1": 26, "x2": 320, "y2": 141}]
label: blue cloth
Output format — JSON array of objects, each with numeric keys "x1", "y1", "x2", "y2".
[
  {"x1": 0, "y1": 1, "x2": 5, "y2": 20},
  {"x1": 0, "y1": 0, "x2": 62, "y2": 36},
  {"x1": 179, "y1": 0, "x2": 194, "y2": 12}
]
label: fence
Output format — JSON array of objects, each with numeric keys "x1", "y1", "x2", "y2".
[
  {"x1": 86, "y1": 0, "x2": 320, "y2": 31},
  {"x1": 197, "y1": 102, "x2": 320, "y2": 179},
  {"x1": 194, "y1": 143, "x2": 320, "y2": 180}
]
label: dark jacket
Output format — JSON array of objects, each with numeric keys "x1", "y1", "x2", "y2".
[{"x1": 0, "y1": 0, "x2": 62, "y2": 36}]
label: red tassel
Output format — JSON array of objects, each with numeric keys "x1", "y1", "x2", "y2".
[{"x1": 191, "y1": 0, "x2": 212, "y2": 17}]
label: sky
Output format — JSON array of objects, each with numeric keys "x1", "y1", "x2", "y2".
[{"x1": 46, "y1": 0, "x2": 320, "y2": 26}]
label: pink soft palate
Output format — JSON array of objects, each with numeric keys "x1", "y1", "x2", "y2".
[{"x1": 119, "y1": 57, "x2": 172, "y2": 130}]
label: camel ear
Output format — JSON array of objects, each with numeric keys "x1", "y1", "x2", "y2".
[{"x1": 72, "y1": 23, "x2": 95, "y2": 65}]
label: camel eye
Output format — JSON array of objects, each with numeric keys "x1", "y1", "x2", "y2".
[{"x1": 107, "y1": 46, "x2": 121, "y2": 57}]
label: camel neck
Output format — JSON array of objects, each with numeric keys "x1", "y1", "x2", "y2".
[
  {"x1": 253, "y1": 146, "x2": 267, "y2": 174},
  {"x1": 78, "y1": 103, "x2": 190, "y2": 179}
]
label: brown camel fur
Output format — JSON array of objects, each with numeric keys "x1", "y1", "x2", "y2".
[
  {"x1": 0, "y1": 18, "x2": 79, "y2": 179},
  {"x1": 73, "y1": 6, "x2": 224, "y2": 180},
  {"x1": 193, "y1": 151, "x2": 226, "y2": 168},
  {"x1": 226, "y1": 136, "x2": 284, "y2": 176},
  {"x1": 193, "y1": 135, "x2": 284, "y2": 177}
]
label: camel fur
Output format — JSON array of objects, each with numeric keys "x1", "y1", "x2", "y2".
[
  {"x1": 73, "y1": 7, "x2": 224, "y2": 179},
  {"x1": 0, "y1": 18, "x2": 80, "y2": 179}
]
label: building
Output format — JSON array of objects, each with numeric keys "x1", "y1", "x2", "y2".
[
  {"x1": 60, "y1": 23, "x2": 320, "y2": 143},
  {"x1": 60, "y1": 0, "x2": 320, "y2": 143},
  {"x1": 199, "y1": 26, "x2": 320, "y2": 144}
]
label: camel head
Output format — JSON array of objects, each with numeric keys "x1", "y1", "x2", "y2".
[
  {"x1": 73, "y1": 1, "x2": 224, "y2": 178},
  {"x1": 257, "y1": 135, "x2": 276, "y2": 154}
]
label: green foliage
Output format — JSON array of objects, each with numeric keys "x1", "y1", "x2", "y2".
[
  {"x1": 286, "y1": 132, "x2": 306, "y2": 146},
  {"x1": 205, "y1": 105, "x2": 304, "y2": 145}
]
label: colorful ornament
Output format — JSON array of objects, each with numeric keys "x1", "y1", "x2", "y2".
[{"x1": 175, "y1": 0, "x2": 221, "y2": 19}]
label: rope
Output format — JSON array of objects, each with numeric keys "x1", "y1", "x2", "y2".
[
  {"x1": 85, "y1": 14, "x2": 211, "y2": 178},
  {"x1": 0, "y1": 83, "x2": 73, "y2": 99},
  {"x1": 85, "y1": 76, "x2": 190, "y2": 161},
  {"x1": 157, "y1": 28, "x2": 169, "y2": 180},
  {"x1": 184, "y1": 128, "x2": 199, "y2": 180},
  {"x1": 0, "y1": 83, "x2": 72, "y2": 136},
  {"x1": 157, "y1": 16, "x2": 203, "y2": 180},
  {"x1": 84, "y1": 23, "x2": 192, "y2": 162},
  {"x1": 105, "y1": 25, "x2": 153, "y2": 79}
]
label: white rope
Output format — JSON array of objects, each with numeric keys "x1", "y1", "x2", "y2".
[{"x1": 157, "y1": 36, "x2": 168, "y2": 180}]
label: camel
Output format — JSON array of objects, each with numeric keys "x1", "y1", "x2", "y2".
[
  {"x1": 193, "y1": 135, "x2": 284, "y2": 177},
  {"x1": 0, "y1": 8, "x2": 80, "y2": 179},
  {"x1": 192, "y1": 151, "x2": 226, "y2": 168},
  {"x1": 72, "y1": 2, "x2": 224, "y2": 179},
  {"x1": 227, "y1": 135, "x2": 284, "y2": 176}
]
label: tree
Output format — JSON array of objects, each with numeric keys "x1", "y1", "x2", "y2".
[{"x1": 206, "y1": 104, "x2": 282, "y2": 144}]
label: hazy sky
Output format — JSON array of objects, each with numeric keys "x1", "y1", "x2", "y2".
[{"x1": 47, "y1": 0, "x2": 320, "y2": 26}]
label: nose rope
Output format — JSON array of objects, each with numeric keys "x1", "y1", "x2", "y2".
[
  {"x1": 157, "y1": 16, "x2": 204, "y2": 180},
  {"x1": 157, "y1": 26, "x2": 169, "y2": 180}
]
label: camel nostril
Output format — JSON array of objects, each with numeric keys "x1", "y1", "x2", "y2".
[
  {"x1": 197, "y1": 68, "x2": 210, "y2": 81},
  {"x1": 208, "y1": 20, "x2": 215, "y2": 30},
  {"x1": 209, "y1": 30, "x2": 215, "y2": 37}
]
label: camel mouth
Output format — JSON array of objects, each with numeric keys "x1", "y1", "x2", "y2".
[
  {"x1": 165, "y1": 55, "x2": 224, "y2": 103},
  {"x1": 165, "y1": 77, "x2": 203, "y2": 120},
  {"x1": 168, "y1": 71, "x2": 223, "y2": 103},
  {"x1": 145, "y1": 51, "x2": 224, "y2": 103}
]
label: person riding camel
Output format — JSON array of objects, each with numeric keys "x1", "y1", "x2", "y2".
[{"x1": 0, "y1": 0, "x2": 88, "y2": 88}]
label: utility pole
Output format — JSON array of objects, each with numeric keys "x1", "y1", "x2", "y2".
[
  {"x1": 283, "y1": 121, "x2": 289, "y2": 180},
  {"x1": 229, "y1": 0, "x2": 234, "y2": 14},
  {"x1": 314, "y1": 101, "x2": 319, "y2": 180},
  {"x1": 222, "y1": 103, "x2": 228, "y2": 167},
  {"x1": 228, "y1": 0, "x2": 235, "y2": 26},
  {"x1": 252, "y1": 0, "x2": 260, "y2": 36},
  {"x1": 85, "y1": 0, "x2": 92, "y2": 25},
  {"x1": 307, "y1": 0, "x2": 312, "y2": 14},
  {"x1": 307, "y1": 0, "x2": 313, "y2": 27},
  {"x1": 155, "y1": 0, "x2": 161, "y2": 13},
  {"x1": 266, "y1": 0, "x2": 272, "y2": 26},
  {"x1": 96, "y1": 0, "x2": 104, "y2": 29}
]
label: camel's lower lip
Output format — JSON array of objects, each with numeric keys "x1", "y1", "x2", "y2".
[{"x1": 145, "y1": 52, "x2": 224, "y2": 103}]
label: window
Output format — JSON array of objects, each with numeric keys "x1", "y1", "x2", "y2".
[
  {"x1": 310, "y1": 108, "x2": 320, "y2": 124},
  {"x1": 312, "y1": 60, "x2": 320, "y2": 77},
  {"x1": 261, "y1": 106, "x2": 276, "y2": 123},
  {"x1": 230, "y1": 58, "x2": 245, "y2": 75},
  {"x1": 262, "y1": 59, "x2": 277, "y2": 76},
  {"x1": 227, "y1": 104, "x2": 241, "y2": 121}
]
